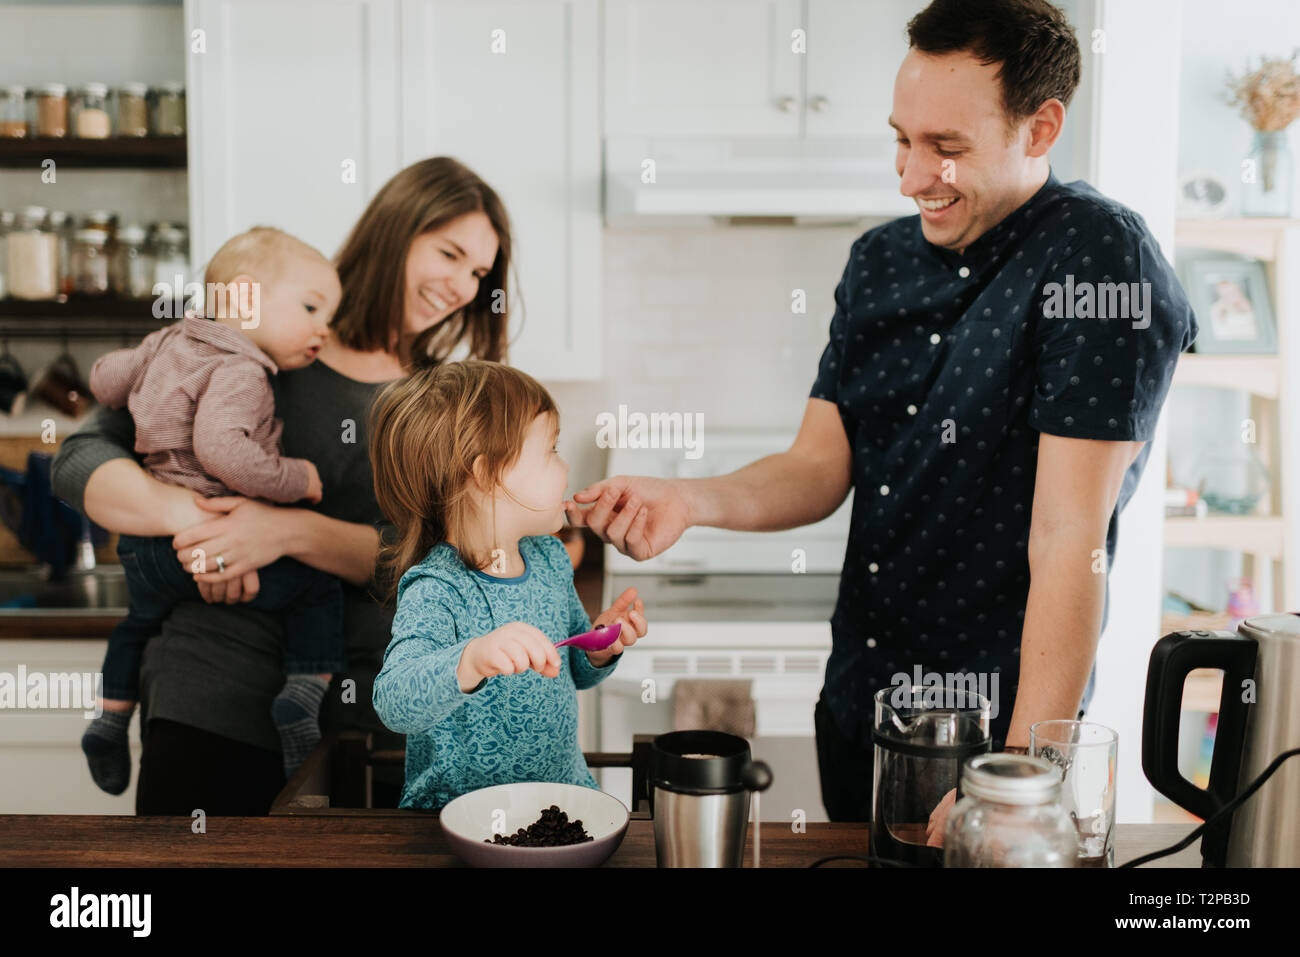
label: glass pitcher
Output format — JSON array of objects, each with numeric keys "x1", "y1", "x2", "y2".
[{"x1": 871, "y1": 684, "x2": 991, "y2": 867}]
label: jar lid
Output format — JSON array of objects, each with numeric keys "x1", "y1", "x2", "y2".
[
  {"x1": 158, "y1": 82, "x2": 186, "y2": 95},
  {"x1": 118, "y1": 225, "x2": 148, "y2": 243},
  {"x1": 961, "y1": 754, "x2": 1062, "y2": 805},
  {"x1": 78, "y1": 83, "x2": 109, "y2": 98},
  {"x1": 46, "y1": 210, "x2": 70, "y2": 227},
  {"x1": 117, "y1": 82, "x2": 150, "y2": 97},
  {"x1": 74, "y1": 229, "x2": 108, "y2": 243},
  {"x1": 83, "y1": 210, "x2": 116, "y2": 225},
  {"x1": 0, "y1": 210, "x2": 14, "y2": 225},
  {"x1": 37, "y1": 83, "x2": 66, "y2": 97},
  {"x1": 20, "y1": 205, "x2": 48, "y2": 220},
  {"x1": 3, "y1": 85, "x2": 25, "y2": 98}
]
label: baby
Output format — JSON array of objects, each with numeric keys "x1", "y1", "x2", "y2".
[
  {"x1": 81, "y1": 226, "x2": 345, "y2": 794},
  {"x1": 369, "y1": 360, "x2": 649, "y2": 809}
]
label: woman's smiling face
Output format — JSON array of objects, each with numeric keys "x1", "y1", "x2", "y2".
[{"x1": 402, "y1": 211, "x2": 499, "y2": 341}]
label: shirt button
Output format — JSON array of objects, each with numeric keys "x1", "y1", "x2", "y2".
[
  {"x1": 879, "y1": 484, "x2": 890, "y2": 496},
  {"x1": 958, "y1": 266, "x2": 971, "y2": 278},
  {"x1": 930, "y1": 333, "x2": 941, "y2": 345},
  {"x1": 868, "y1": 562, "x2": 879, "y2": 573},
  {"x1": 907, "y1": 404, "x2": 918, "y2": 415}
]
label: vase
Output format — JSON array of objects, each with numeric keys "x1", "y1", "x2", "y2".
[{"x1": 1242, "y1": 129, "x2": 1294, "y2": 217}]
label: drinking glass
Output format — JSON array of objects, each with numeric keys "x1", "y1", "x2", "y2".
[{"x1": 1030, "y1": 720, "x2": 1118, "y2": 867}]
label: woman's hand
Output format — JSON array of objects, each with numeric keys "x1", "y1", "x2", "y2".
[
  {"x1": 195, "y1": 570, "x2": 262, "y2": 605},
  {"x1": 172, "y1": 494, "x2": 289, "y2": 585},
  {"x1": 585, "y1": 586, "x2": 647, "y2": 667}
]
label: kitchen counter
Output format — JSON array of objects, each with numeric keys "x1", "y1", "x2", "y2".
[{"x1": 0, "y1": 816, "x2": 1201, "y2": 867}]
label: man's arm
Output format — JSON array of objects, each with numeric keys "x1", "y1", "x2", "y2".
[
  {"x1": 685, "y1": 397, "x2": 853, "y2": 531},
  {"x1": 1005, "y1": 433, "x2": 1144, "y2": 748}
]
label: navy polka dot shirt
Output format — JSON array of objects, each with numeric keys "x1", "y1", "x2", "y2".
[{"x1": 809, "y1": 168, "x2": 1198, "y2": 748}]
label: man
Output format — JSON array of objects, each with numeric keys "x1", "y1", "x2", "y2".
[{"x1": 565, "y1": 0, "x2": 1197, "y2": 830}]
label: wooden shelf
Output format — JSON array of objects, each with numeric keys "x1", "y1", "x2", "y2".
[
  {"x1": 0, "y1": 298, "x2": 172, "y2": 339},
  {"x1": 1164, "y1": 514, "x2": 1285, "y2": 557},
  {"x1": 1176, "y1": 217, "x2": 1300, "y2": 261},
  {"x1": 1172, "y1": 353, "x2": 1281, "y2": 397},
  {"x1": 0, "y1": 137, "x2": 187, "y2": 169}
]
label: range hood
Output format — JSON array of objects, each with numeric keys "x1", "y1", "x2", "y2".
[{"x1": 604, "y1": 135, "x2": 915, "y2": 226}]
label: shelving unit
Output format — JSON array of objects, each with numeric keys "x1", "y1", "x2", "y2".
[
  {"x1": 0, "y1": 299, "x2": 171, "y2": 340},
  {"x1": 1167, "y1": 217, "x2": 1300, "y2": 613}
]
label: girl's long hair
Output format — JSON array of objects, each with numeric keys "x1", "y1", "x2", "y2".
[
  {"x1": 369, "y1": 360, "x2": 558, "y2": 602},
  {"x1": 332, "y1": 156, "x2": 513, "y2": 371}
]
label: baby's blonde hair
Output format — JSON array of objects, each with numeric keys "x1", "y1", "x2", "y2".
[
  {"x1": 204, "y1": 226, "x2": 330, "y2": 288},
  {"x1": 369, "y1": 360, "x2": 559, "y2": 601}
]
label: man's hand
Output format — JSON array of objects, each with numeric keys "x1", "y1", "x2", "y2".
[
  {"x1": 926, "y1": 787, "x2": 957, "y2": 848},
  {"x1": 196, "y1": 570, "x2": 261, "y2": 605},
  {"x1": 565, "y1": 475, "x2": 690, "y2": 561}
]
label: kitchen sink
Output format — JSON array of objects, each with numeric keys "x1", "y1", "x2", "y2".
[{"x1": 0, "y1": 566, "x2": 130, "y2": 614}]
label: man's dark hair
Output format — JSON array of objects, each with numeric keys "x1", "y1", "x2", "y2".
[{"x1": 906, "y1": 0, "x2": 1081, "y2": 130}]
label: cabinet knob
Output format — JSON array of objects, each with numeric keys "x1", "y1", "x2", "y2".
[
  {"x1": 774, "y1": 95, "x2": 797, "y2": 113},
  {"x1": 808, "y1": 95, "x2": 829, "y2": 113}
]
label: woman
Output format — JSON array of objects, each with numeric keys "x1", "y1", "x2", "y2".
[{"x1": 52, "y1": 156, "x2": 513, "y2": 814}]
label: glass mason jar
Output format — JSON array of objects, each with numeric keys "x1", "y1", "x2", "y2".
[
  {"x1": 1242, "y1": 129, "x2": 1294, "y2": 217},
  {"x1": 46, "y1": 210, "x2": 75, "y2": 298},
  {"x1": 32, "y1": 83, "x2": 68, "y2": 138},
  {"x1": 7, "y1": 207, "x2": 59, "y2": 300},
  {"x1": 151, "y1": 83, "x2": 186, "y2": 137},
  {"x1": 71, "y1": 229, "x2": 112, "y2": 296},
  {"x1": 114, "y1": 83, "x2": 150, "y2": 137},
  {"x1": 152, "y1": 223, "x2": 189, "y2": 304},
  {"x1": 80, "y1": 210, "x2": 118, "y2": 242},
  {"x1": 944, "y1": 754, "x2": 1079, "y2": 868},
  {"x1": 0, "y1": 86, "x2": 27, "y2": 138},
  {"x1": 111, "y1": 224, "x2": 154, "y2": 298},
  {"x1": 72, "y1": 83, "x2": 112, "y2": 138}
]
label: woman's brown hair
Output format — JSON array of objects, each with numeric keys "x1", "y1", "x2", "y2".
[
  {"x1": 332, "y1": 157, "x2": 513, "y2": 370},
  {"x1": 369, "y1": 360, "x2": 558, "y2": 602}
]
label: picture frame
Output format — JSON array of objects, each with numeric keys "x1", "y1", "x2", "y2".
[{"x1": 1177, "y1": 252, "x2": 1277, "y2": 354}]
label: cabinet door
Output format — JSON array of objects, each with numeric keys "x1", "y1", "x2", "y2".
[
  {"x1": 401, "y1": 0, "x2": 601, "y2": 380},
  {"x1": 605, "y1": 0, "x2": 803, "y2": 137},
  {"x1": 185, "y1": 0, "x2": 401, "y2": 270},
  {"x1": 805, "y1": 0, "x2": 915, "y2": 138}
]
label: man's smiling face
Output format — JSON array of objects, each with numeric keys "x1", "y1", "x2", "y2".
[{"x1": 891, "y1": 48, "x2": 1043, "y2": 254}]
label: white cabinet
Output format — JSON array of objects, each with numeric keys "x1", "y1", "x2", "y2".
[
  {"x1": 605, "y1": 0, "x2": 916, "y2": 139},
  {"x1": 0, "y1": 640, "x2": 141, "y2": 814},
  {"x1": 604, "y1": 0, "x2": 803, "y2": 137},
  {"x1": 804, "y1": 0, "x2": 916, "y2": 137},
  {"x1": 185, "y1": 0, "x2": 402, "y2": 270},
  {"x1": 399, "y1": 0, "x2": 602, "y2": 380}
]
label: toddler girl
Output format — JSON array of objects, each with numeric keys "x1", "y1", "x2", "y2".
[{"x1": 370, "y1": 360, "x2": 648, "y2": 809}]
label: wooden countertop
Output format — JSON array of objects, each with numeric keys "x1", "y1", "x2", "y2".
[{"x1": 0, "y1": 816, "x2": 1201, "y2": 867}]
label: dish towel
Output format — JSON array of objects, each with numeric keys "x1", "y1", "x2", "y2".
[{"x1": 672, "y1": 679, "x2": 756, "y2": 739}]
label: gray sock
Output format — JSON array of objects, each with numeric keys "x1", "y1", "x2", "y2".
[
  {"x1": 271, "y1": 675, "x2": 329, "y2": 780},
  {"x1": 82, "y1": 707, "x2": 133, "y2": 795}
]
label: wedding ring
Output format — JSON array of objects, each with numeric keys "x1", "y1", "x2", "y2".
[{"x1": 215, "y1": 554, "x2": 226, "y2": 574}]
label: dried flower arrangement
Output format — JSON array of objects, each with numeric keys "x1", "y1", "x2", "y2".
[{"x1": 1226, "y1": 50, "x2": 1300, "y2": 132}]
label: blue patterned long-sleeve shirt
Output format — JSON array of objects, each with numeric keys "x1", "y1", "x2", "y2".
[{"x1": 373, "y1": 533, "x2": 621, "y2": 809}]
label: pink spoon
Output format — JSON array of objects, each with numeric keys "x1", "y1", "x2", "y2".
[{"x1": 555, "y1": 621, "x2": 622, "y2": 651}]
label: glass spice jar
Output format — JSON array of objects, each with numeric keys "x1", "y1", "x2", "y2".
[
  {"x1": 71, "y1": 229, "x2": 111, "y2": 296},
  {"x1": 80, "y1": 210, "x2": 118, "y2": 242},
  {"x1": 8, "y1": 207, "x2": 59, "y2": 300},
  {"x1": 114, "y1": 83, "x2": 150, "y2": 138},
  {"x1": 46, "y1": 210, "x2": 75, "y2": 298},
  {"x1": 0, "y1": 210, "x2": 13, "y2": 298},
  {"x1": 112, "y1": 225, "x2": 154, "y2": 298},
  {"x1": 33, "y1": 83, "x2": 68, "y2": 138},
  {"x1": 0, "y1": 86, "x2": 27, "y2": 138},
  {"x1": 72, "y1": 83, "x2": 112, "y2": 138},
  {"x1": 151, "y1": 83, "x2": 186, "y2": 137}
]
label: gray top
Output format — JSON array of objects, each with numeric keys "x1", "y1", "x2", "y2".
[{"x1": 52, "y1": 358, "x2": 401, "y2": 754}]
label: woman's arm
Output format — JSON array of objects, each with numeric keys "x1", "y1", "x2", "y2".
[
  {"x1": 51, "y1": 404, "x2": 206, "y2": 535},
  {"x1": 172, "y1": 497, "x2": 381, "y2": 589}
]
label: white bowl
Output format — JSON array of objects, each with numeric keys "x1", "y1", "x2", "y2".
[{"x1": 439, "y1": 782, "x2": 630, "y2": 867}]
